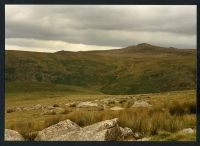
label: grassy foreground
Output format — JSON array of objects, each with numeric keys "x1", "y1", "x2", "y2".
[{"x1": 5, "y1": 82, "x2": 196, "y2": 141}]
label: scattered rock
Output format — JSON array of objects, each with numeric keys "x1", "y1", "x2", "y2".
[
  {"x1": 120, "y1": 127, "x2": 133, "y2": 139},
  {"x1": 118, "y1": 99, "x2": 127, "y2": 104},
  {"x1": 179, "y1": 128, "x2": 194, "y2": 134},
  {"x1": 45, "y1": 106, "x2": 55, "y2": 110},
  {"x1": 136, "y1": 137, "x2": 151, "y2": 141},
  {"x1": 132, "y1": 100, "x2": 152, "y2": 108},
  {"x1": 133, "y1": 132, "x2": 142, "y2": 139},
  {"x1": 77, "y1": 101, "x2": 98, "y2": 108},
  {"x1": 65, "y1": 102, "x2": 76, "y2": 107},
  {"x1": 42, "y1": 110, "x2": 56, "y2": 115},
  {"x1": 35, "y1": 119, "x2": 81, "y2": 141},
  {"x1": 5, "y1": 129, "x2": 25, "y2": 141},
  {"x1": 110, "y1": 106, "x2": 124, "y2": 111},
  {"x1": 34, "y1": 104, "x2": 42, "y2": 110},
  {"x1": 55, "y1": 107, "x2": 66, "y2": 114},
  {"x1": 6, "y1": 108, "x2": 15, "y2": 113}
]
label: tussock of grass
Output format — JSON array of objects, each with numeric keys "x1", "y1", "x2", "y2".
[
  {"x1": 9, "y1": 122, "x2": 41, "y2": 140},
  {"x1": 169, "y1": 100, "x2": 196, "y2": 115}
]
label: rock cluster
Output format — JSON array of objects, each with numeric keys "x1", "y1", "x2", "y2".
[{"x1": 5, "y1": 118, "x2": 136, "y2": 141}]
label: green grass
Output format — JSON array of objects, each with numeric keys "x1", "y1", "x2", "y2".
[
  {"x1": 5, "y1": 82, "x2": 102, "y2": 108},
  {"x1": 5, "y1": 43, "x2": 196, "y2": 94}
]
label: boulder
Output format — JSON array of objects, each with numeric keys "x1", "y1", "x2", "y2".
[
  {"x1": 120, "y1": 127, "x2": 133, "y2": 139},
  {"x1": 54, "y1": 107, "x2": 66, "y2": 114},
  {"x1": 110, "y1": 106, "x2": 124, "y2": 111},
  {"x1": 179, "y1": 128, "x2": 194, "y2": 134},
  {"x1": 42, "y1": 110, "x2": 56, "y2": 115},
  {"x1": 132, "y1": 100, "x2": 152, "y2": 108},
  {"x1": 42, "y1": 106, "x2": 66, "y2": 115},
  {"x1": 133, "y1": 132, "x2": 142, "y2": 139},
  {"x1": 35, "y1": 119, "x2": 80, "y2": 141},
  {"x1": 77, "y1": 101, "x2": 98, "y2": 108},
  {"x1": 5, "y1": 129, "x2": 25, "y2": 141},
  {"x1": 34, "y1": 104, "x2": 42, "y2": 110},
  {"x1": 137, "y1": 137, "x2": 151, "y2": 141},
  {"x1": 50, "y1": 118, "x2": 122, "y2": 141},
  {"x1": 15, "y1": 107, "x2": 23, "y2": 111},
  {"x1": 65, "y1": 102, "x2": 76, "y2": 107}
]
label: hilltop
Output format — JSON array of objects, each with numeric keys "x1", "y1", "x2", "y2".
[{"x1": 5, "y1": 43, "x2": 196, "y2": 94}]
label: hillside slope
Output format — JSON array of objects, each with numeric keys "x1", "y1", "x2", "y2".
[{"x1": 5, "y1": 43, "x2": 196, "y2": 94}]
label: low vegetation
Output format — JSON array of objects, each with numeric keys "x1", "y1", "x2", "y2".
[{"x1": 5, "y1": 89, "x2": 196, "y2": 141}]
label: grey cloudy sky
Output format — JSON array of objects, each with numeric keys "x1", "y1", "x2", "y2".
[{"x1": 5, "y1": 5, "x2": 196, "y2": 52}]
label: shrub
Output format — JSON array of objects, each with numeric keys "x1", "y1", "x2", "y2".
[
  {"x1": 6, "y1": 108, "x2": 15, "y2": 113},
  {"x1": 53, "y1": 104, "x2": 59, "y2": 107}
]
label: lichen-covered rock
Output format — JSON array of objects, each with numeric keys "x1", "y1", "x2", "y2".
[
  {"x1": 35, "y1": 119, "x2": 80, "y2": 141},
  {"x1": 5, "y1": 129, "x2": 25, "y2": 141},
  {"x1": 50, "y1": 118, "x2": 121, "y2": 141}
]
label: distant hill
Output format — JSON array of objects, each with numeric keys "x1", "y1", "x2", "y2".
[{"x1": 5, "y1": 43, "x2": 196, "y2": 94}]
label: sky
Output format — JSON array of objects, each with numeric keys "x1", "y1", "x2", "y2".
[{"x1": 5, "y1": 5, "x2": 196, "y2": 52}]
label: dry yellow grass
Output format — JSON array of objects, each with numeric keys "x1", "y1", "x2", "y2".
[{"x1": 5, "y1": 90, "x2": 196, "y2": 141}]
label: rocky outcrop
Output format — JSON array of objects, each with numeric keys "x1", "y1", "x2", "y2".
[
  {"x1": 35, "y1": 118, "x2": 123, "y2": 141},
  {"x1": 35, "y1": 119, "x2": 80, "y2": 141},
  {"x1": 5, "y1": 129, "x2": 25, "y2": 141},
  {"x1": 50, "y1": 118, "x2": 121, "y2": 141}
]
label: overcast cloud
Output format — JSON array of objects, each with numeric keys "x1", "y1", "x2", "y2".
[{"x1": 5, "y1": 5, "x2": 196, "y2": 52}]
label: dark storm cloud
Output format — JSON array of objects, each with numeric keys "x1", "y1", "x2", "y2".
[{"x1": 5, "y1": 5, "x2": 196, "y2": 50}]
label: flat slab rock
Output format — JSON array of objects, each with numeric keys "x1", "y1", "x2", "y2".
[
  {"x1": 76, "y1": 101, "x2": 99, "y2": 108},
  {"x1": 5, "y1": 129, "x2": 25, "y2": 141},
  {"x1": 110, "y1": 106, "x2": 125, "y2": 111},
  {"x1": 35, "y1": 119, "x2": 81, "y2": 141}
]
